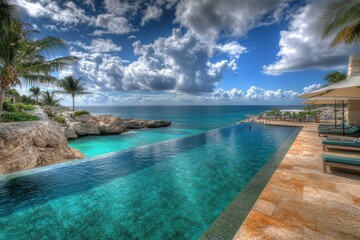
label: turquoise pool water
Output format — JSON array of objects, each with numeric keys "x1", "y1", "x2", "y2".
[
  {"x1": 70, "y1": 105, "x2": 302, "y2": 157},
  {"x1": 0, "y1": 123, "x2": 300, "y2": 239},
  {"x1": 69, "y1": 128, "x2": 203, "y2": 157}
]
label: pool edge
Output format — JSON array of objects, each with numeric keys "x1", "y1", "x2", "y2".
[{"x1": 200, "y1": 126, "x2": 302, "y2": 240}]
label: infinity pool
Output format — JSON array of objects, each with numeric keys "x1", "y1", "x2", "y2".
[{"x1": 0, "y1": 123, "x2": 300, "y2": 239}]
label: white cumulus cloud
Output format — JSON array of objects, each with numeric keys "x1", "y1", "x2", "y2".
[
  {"x1": 141, "y1": 5, "x2": 163, "y2": 26},
  {"x1": 16, "y1": 0, "x2": 94, "y2": 25},
  {"x1": 93, "y1": 14, "x2": 136, "y2": 35},
  {"x1": 174, "y1": 0, "x2": 290, "y2": 44},
  {"x1": 56, "y1": 83, "x2": 315, "y2": 106},
  {"x1": 302, "y1": 83, "x2": 322, "y2": 94},
  {"x1": 62, "y1": 29, "x2": 235, "y2": 93},
  {"x1": 263, "y1": 0, "x2": 358, "y2": 75},
  {"x1": 71, "y1": 39, "x2": 122, "y2": 53},
  {"x1": 216, "y1": 41, "x2": 246, "y2": 59}
]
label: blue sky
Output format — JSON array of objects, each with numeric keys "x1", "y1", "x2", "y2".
[{"x1": 15, "y1": 0, "x2": 360, "y2": 105}]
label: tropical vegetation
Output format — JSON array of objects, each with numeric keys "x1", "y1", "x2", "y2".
[
  {"x1": 74, "y1": 110, "x2": 90, "y2": 116},
  {"x1": 57, "y1": 76, "x2": 90, "y2": 111},
  {"x1": 5, "y1": 88, "x2": 34, "y2": 104},
  {"x1": 29, "y1": 87, "x2": 41, "y2": 103},
  {"x1": 267, "y1": 109, "x2": 282, "y2": 117},
  {"x1": 54, "y1": 115, "x2": 66, "y2": 124},
  {"x1": 2, "y1": 99, "x2": 34, "y2": 112},
  {"x1": 40, "y1": 91, "x2": 60, "y2": 106},
  {"x1": 0, "y1": 111, "x2": 39, "y2": 122},
  {"x1": 324, "y1": 71, "x2": 347, "y2": 84},
  {"x1": 0, "y1": 0, "x2": 77, "y2": 111},
  {"x1": 320, "y1": 0, "x2": 360, "y2": 47},
  {"x1": 0, "y1": 96, "x2": 38, "y2": 122}
]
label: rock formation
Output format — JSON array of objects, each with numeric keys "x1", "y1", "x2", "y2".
[
  {"x1": 0, "y1": 120, "x2": 84, "y2": 174},
  {"x1": 0, "y1": 107, "x2": 171, "y2": 174},
  {"x1": 45, "y1": 107, "x2": 171, "y2": 139}
]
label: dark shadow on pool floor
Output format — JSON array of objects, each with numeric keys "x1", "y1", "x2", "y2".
[{"x1": 0, "y1": 123, "x2": 254, "y2": 217}]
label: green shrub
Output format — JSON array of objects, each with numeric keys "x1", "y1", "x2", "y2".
[
  {"x1": 54, "y1": 115, "x2": 66, "y2": 124},
  {"x1": 309, "y1": 110, "x2": 320, "y2": 117},
  {"x1": 298, "y1": 111, "x2": 320, "y2": 118},
  {"x1": 0, "y1": 112, "x2": 39, "y2": 122},
  {"x1": 267, "y1": 109, "x2": 281, "y2": 117},
  {"x1": 15, "y1": 102, "x2": 35, "y2": 111},
  {"x1": 19, "y1": 95, "x2": 35, "y2": 104},
  {"x1": 3, "y1": 99, "x2": 18, "y2": 112},
  {"x1": 298, "y1": 111, "x2": 307, "y2": 118},
  {"x1": 74, "y1": 110, "x2": 89, "y2": 116}
]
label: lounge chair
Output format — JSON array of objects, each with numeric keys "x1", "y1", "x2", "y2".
[
  {"x1": 318, "y1": 125, "x2": 360, "y2": 137},
  {"x1": 318, "y1": 123, "x2": 353, "y2": 130},
  {"x1": 323, "y1": 154, "x2": 360, "y2": 173},
  {"x1": 322, "y1": 139, "x2": 360, "y2": 152}
]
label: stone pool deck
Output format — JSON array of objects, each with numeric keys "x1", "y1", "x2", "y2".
[{"x1": 234, "y1": 122, "x2": 360, "y2": 240}]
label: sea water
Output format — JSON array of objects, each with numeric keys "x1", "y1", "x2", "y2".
[{"x1": 69, "y1": 105, "x2": 302, "y2": 157}]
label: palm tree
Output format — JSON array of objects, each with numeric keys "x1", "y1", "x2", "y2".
[
  {"x1": 320, "y1": 0, "x2": 360, "y2": 47},
  {"x1": 0, "y1": 1, "x2": 78, "y2": 111},
  {"x1": 57, "y1": 76, "x2": 90, "y2": 111},
  {"x1": 29, "y1": 86, "x2": 41, "y2": 103},
  {"x1": 324, "y1": 71, "x2": 347, "y2": 84},
  {"x1": 41, "y1": 91, "x2": 60, "y2": 106}
]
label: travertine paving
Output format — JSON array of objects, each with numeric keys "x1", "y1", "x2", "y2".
[{"x1": 234, "y1": 122, "x2": 360, "y2": 240}]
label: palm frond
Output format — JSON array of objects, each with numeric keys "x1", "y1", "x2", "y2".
[
  {"x1": 330, "y1": 20, "x2": 360, "y2": 46},
  {"x1": 319, "y1": 0, "x2": 360, "y2": 47},
  {"x1": 324, "y1": 71, "x2": 347, "y2": 84},
  {"x1": 19, "y1": 56, "x2": 78, "y2": 74},
  {"x1": 40, "y1": 90, "x2": 60, "y2": 106},
  {"x1": 320, "y1": 0, "x2": 360, "y2": 37},
  {"x1": 20, "y1": 74, "x2": 58, "y2": 85},
  {"x1": 33, "y1": 36, "x2": 67, "y2": 58}
]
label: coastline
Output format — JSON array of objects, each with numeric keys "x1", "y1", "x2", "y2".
[{"x1": 0, "y1": 106, "x2": 171, "y2": 175}]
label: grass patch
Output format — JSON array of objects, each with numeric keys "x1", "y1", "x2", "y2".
[
  {"x1": 74, "y1": 110, "x2": 89, "y2": 116},
  {"x1": 1, "y1": 112, "x2": 40, "y2": 122},
  {"x1": 54, "y1": 115, "x2": 66, "y2": 124}
]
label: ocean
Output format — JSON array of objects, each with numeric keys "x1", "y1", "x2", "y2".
[{"x1": 69, "y1": 105, "x2": 303, "y2": 157}]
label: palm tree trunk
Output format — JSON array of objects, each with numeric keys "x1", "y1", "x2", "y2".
[
  {"x1": 0, "y1": 87, "x2": 6, "y2": 112},
  {"x1": 72, "y1": 94, "x2": 75, "y2": 111}
]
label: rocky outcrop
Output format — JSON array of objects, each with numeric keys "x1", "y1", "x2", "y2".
[
  {"x1": 46, "y1": 108, "x2": 171, "y2": 139},
  {"x1": 64, "y1": 128, "x2": 78, "y2": 139},
  {"x1": 0, "y1": 107, "x2": 171, "y2": 174},
  {"x1": 144, "y1": 120, "x2": 172, "y2": 128},
  {"x1": 69, "y1": 122, "x2": 101, "y2": 136},
  {"x1": 0, "y1": 121, "x2": 84, "y2": 175},
  {"x1": 123, "y1": 119, "x2": 146, "y2": 129}
]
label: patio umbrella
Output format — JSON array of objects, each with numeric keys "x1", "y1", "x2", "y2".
[
  {"x1": 304, "y1": 97, "x2": 360, "y2": 136},
  {"x1": 304, "y1": 96, "x2": 360, "y2": 104},
  {"x1": 300, "y1": 76, "x2": 360, "y2": 136},
  {"x1": 299, "y1": 76, "x2": 360, "y2": 98}
]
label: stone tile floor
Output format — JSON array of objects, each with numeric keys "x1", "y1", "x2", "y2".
[{"x1": 234, "y1": 122, "x2": 360, "y2": 240}]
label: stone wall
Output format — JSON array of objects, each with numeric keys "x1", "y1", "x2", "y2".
[
  {"x1": 346, "y1": 54, "x2": 360, "y2": 126},
  {"x1": 347, "y1": 54, "x2": 360, "y2": 78},
  {"x1": 347, "y1": 100, "x2": 360, "y2": 126}
]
